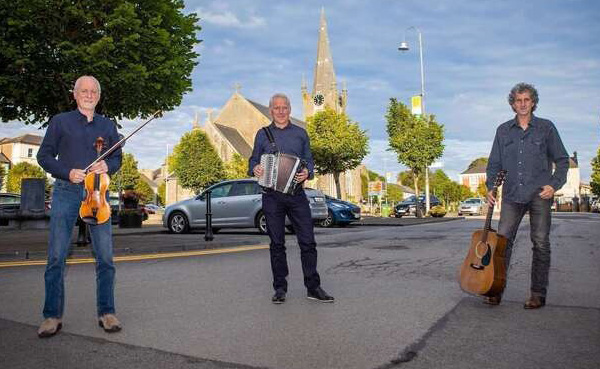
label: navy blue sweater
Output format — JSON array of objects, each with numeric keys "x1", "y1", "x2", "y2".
[
  {"x1": 37, "y1": 109, "x2": 122, "y2": 181},
  {"x1": 248, "y1": 122, "x2": 315, "y2": 179}
]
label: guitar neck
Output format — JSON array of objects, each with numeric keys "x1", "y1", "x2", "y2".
[{"x1": 482, "y1": 188, "x2": 496, "y2": 240}]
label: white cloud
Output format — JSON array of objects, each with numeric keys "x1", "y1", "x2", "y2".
[{"x1": 194, "y1": 7, "x2": 266, "y2": 29}]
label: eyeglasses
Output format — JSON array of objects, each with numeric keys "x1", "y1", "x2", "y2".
[{"x1": 76, "y1": 89, "x2": 99, "y2": 96}]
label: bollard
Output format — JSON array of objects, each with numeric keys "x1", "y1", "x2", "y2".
[
  {"x1": 74, "y1": 217, "x2": 90, "y2": 245},
  {"x1": 204, "y1": 190, "x2": 214, "y2": 241}
]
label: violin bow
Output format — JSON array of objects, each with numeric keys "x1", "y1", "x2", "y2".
[{"x1": 84, "y1": 110, "x2": 162, "y2": 172}]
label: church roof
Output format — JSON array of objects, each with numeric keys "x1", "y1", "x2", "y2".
[
  {"x1": 214, "y1": 123, "x2": 253, "y2": 159},
  {"x1": 246, "y1": 99, "x2": 306, "y2": 128}
]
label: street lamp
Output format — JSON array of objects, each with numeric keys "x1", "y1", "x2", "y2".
[{"x1": 398, "y1": 26, "x2": 431, "y2": 215}]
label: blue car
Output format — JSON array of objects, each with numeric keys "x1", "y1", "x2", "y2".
[{"x1": 319, "y1": 195, "x2": 361, "y2": 227}]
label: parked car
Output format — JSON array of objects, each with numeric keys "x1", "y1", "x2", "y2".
[
  {"x1": 0, "y1": 192, "x2": 51, "y2": 212},
  {"x1": 458, "y1": 198, "x2": 487, "y2": 216},
  {"x1": 0, "y1": 193, "x2": 21, "y2": 211},
  {"x1": 163, "y1": 179, "x2": 328, "y2": 234},
  {"x1": 393, "y1": 195, "x2": 441, "y2": 218},
  {"x1": 319, "y1": 195, "x2": 361, "y2": 227},
  {"x1": 144, "y1": 204, "x2": 164, "y2": 214}
]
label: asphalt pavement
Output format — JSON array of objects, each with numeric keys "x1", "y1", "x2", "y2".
[
  {"x1": 0, "y1": 214, "x2": 460, "y2": 261},
  {"x1": 0, "y1": 212, "x2": 598, "y2": 369}
]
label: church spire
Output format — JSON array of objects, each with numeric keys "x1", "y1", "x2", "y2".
[
  {"x1": 302, "y1": 7, "x2": 346, "y2": 120},
  {"x1": 312, "y1": 7, "x2": 336, "y2": 97}
]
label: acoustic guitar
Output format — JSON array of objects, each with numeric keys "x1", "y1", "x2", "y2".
[{"x1": 459, "y1": 170, "x2": 507, "y2": 297}]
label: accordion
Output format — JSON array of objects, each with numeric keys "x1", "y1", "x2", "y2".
[{"x1": 258, "y1": 153, "x2": 306, "y2": 194}]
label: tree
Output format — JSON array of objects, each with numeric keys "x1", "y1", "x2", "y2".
[
  {"x1": 1, "y1": 0, "x2": 200, "y2": 125},
  {"x1": 397, "y1": 169, "x2": 424, "y2": 190},
  {"x1": 367, "y1": 170, "x2": 384, "y2": 182},
  {"x1": 386, "y1": 183, "x2": 404, "y2": 203},
  {"x1": 135, "y1": 179, "x2": 154, "y2": 204},
  {"x1": 467, "y1": 157, "x2": 488, "y2": 171},
  {"x1": 109, "y1": 153, "x2": 140, "y2": 192},
  {"x1": 0, "y1": 165, "x2": 5, "y2": 190},
  {"x1": 157, "y1": 181, "x2": 165, "y2": 206},
  {"x1": 6, "y1": 162, "x2": 47, "y2": 193},
  {"x1": 169, "y1": 130, "x2": 225, "y2": 194},
  {"x1": 307, "y1": 108, "x2": 369, "y2": 199},
  {"x1": 476, "y1": 182, "x2": 488, "y2": 198},
  {"x1": 591, "y1": 146, "x2": 600, "y2": 197},
  {"x1": 386, "y1": 98, "x2": 444, "y2": 217},
  {"x1": 225, "y1": 153, "x2": 248, "y2": 180},
  {"x1": 360, "y1": 173, "x2": 368, "y2": 200}
]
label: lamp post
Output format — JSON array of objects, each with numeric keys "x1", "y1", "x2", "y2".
[{"x1": 398, "y1": 26, "x2": 431, "y2": 215}]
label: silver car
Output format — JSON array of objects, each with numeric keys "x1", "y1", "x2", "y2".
[
  {"x1": 163, "y1": 178, "x2": 328, "y2": 234},
  {"x1": 458, "y1": 197, "x2": 487, "y2": 216}
]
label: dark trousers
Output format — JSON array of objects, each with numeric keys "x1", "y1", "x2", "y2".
[
  {"x1": 262, "y1": 190, "x2": 321, "y2": 292},
  {"x1": 498, "y1": 196, "x2": 552, "y2": 298}
]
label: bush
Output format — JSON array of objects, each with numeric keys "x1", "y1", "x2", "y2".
[{"x1": 429, "y1": 205, "x2": 446, "y2": 217}]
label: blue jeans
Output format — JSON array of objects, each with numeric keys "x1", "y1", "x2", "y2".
[
  {"x1": 262, "y1": 189, "x2": 321, "y2": 292},
  {"x1": 497, "y1": 196, "x2": 552, "y2": 298},
  {"x1": 43, "y1": 179, "x2": 116, "y2": 318}
]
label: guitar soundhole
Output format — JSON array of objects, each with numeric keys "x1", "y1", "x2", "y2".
[{"x1": 474, "y1": 242, "x2": 492, "y2": 266}]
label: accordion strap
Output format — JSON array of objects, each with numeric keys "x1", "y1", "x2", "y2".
[{"x1": 262, "y1": 126, "x2": 278, "y2": 153}]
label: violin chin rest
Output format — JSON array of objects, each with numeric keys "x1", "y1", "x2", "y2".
[{"x1": 81, "y1": 217, "x2": 98, "y2": 225}]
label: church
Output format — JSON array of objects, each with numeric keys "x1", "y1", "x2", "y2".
[{"x1": 165, "y1": 9, "x2": 366, "y2": 204}]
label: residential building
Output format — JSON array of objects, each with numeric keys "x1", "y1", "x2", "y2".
[{"x1": 0, "y1": 134, "x2": 44, "y2": 191}]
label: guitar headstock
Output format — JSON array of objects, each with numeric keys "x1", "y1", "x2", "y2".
[{"x1": 493, "y1": 170, "x2": 507, "y2": 189}]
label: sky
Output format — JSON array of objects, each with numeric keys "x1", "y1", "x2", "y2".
[{"x1": 2, "y1": 0, "x2": 599, "y2": 184}]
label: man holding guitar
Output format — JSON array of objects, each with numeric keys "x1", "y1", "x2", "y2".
[{"x1": 485, "y1": 83, "x2": 569, "y2": 309}]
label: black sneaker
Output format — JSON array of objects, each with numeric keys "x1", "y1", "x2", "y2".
[
  {"x1": 307, "y1": 287, "x2": 334, "y2": 303},
  {"x1": 272, "y1": 290, "x2": 286, "y2": 304}
]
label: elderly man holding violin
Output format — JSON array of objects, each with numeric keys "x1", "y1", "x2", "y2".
[{"x1": 36, "y1": 75, "x2": 123, "y2": 338}]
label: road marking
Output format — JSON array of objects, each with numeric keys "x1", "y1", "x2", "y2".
[{"x1": 0, "y1": 244, "x2": 270, "y2": 268}]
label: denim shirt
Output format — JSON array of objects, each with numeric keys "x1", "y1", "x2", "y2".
[
  {"x1": 247, "y1": 122, "x2": 315, "y2": 179},
  {"x1": 486, "y1": 115, "x2": 569, "y2": 204},
  {"x1": 37, "y1": 109, "x2": 123, "y2": 181}
]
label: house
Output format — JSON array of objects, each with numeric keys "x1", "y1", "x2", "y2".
[
  {"x1": 0, "y1": 134, "x2": 44, "y2": 191},
  {"x1": 458, "y1": 161, "x2": 487, "y2": 195}
]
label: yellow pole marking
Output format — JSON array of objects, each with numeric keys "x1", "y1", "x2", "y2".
[{"x1": 0, "y1": 244, "x2": 269, "y2": 268}]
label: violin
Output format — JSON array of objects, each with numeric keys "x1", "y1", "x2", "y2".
[
  {"x1": 77, "y1": 110, "x2": 162, "y2": 225},
  {"x1": 79, "y1": 137, "x2": 111, "y2": 225}
]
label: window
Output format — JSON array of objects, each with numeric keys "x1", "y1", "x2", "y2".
[
  {"x1": 231, "y1": 182, "x2": 260, "y2": 196},
  {"x1": 210, "y1": 183, "x2": 233, "y2": 199},
  {"x1": 28, "y1": 148, "x2": 33, "y2": 157}
]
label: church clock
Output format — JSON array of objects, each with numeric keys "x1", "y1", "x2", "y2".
[{"x1": 313, "y1": 94, "x2": 324, "y2": 106}]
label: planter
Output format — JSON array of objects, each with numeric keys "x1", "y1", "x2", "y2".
[{"x1": 118, "y1": 210, "x2": 143, "y2": 228}]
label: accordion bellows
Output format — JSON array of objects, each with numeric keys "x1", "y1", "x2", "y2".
[{"x1": 258, "y1": 153, "x2": 305, "y2": 194}]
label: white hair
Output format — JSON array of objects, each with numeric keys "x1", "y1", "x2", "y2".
[
  {"x1": 268, "y1": 93, "x2": 290, "y2": 109},
  {"x1": 74, "y1": 75, "x2": 101, "y2": 94}
]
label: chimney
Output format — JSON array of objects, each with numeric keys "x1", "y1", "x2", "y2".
[{"x1": 573, "y1": 151, "x2": 578, "y2": 165}]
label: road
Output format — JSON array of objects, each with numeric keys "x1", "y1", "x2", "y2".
[{"x1": 0, "y1": 213, "x2": 598, "y2": 369}]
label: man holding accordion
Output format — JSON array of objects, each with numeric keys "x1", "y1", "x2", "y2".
[{"x1": 249, "y1": 93, "x2": 334, "y2": 304}]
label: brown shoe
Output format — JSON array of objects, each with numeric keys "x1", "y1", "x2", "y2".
[
  {"x1": 483, "y1": 295, "x2": 502, "y2": 305},
  {"x1": 524, "y1": 296, "x2": 546, "y2": 309},
  {"x1": 98, "y1": 314, "x2": 122, "y2": 333},
  {"x1": 37, "y1": 318, "x2": 62, "y2": 338}
]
